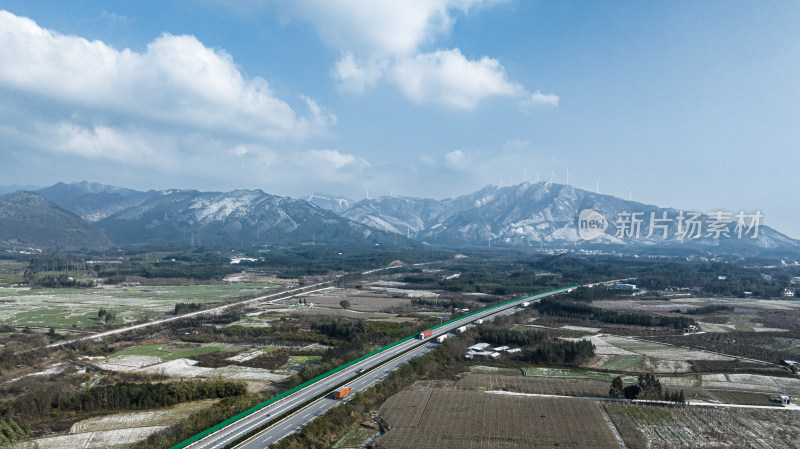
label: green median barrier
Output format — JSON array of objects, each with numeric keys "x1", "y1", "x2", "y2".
[{"x1": 170, "y1": 285, "x2": 578, "y2": 449}]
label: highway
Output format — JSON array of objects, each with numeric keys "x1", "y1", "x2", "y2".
[
  {"x1": 237, "y1": 341, "x2": 439, "y2": 449},
  {"x1": 181, "y1": 285, "x2": 577, "y2": 449}
]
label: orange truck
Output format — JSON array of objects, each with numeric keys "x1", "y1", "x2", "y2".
[{"x1": 333, "y1": 387, "x2": 351, "y2": 399}]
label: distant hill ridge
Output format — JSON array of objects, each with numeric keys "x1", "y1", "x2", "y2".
[
  {"x1": 32, "y1": 183, "x2": 413, "y2": 249},
  {"x1": 0, "y1": 181, "x2": 794, "y2": 255},
  {"x1": 0, "y1": 191, "x2": 112, "y2": 251}
]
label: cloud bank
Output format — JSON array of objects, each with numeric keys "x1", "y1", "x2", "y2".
[
  {"x1": 275, "y1": 0, "x2": 556, "y2": 110},
  {"x1": 0, "y1": 10, "x2": 334, "y2": 167}
]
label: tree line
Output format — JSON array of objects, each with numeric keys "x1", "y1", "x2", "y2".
[
  {"x1": 0, "y1": 378, "x2": 246, "y2": 422},
  {"x1": 534, "y1": 298, "x2": 695, "y2": 328},
  {"x1": 517, "y1": 339, "x2": 595, "y2": 365}
]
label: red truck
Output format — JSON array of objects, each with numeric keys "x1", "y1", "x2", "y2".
[
  {"x1": 417, "y1": 330, "x2": 433, "y2": 340},
  {"x1": 333, "y1": 387, "x2": 351, "y2": 399}
]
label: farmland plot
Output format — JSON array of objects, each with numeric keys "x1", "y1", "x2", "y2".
[
  {"x1": 563, "y1": 335, "x2": 638, "y2": 355},
  {"x1": 377, "y1": 389, "x2": 622, "y2": 449},
  {"x1": 523, "y1": 367, "x2": 637, "y2": 383},
  {"x1": 602, "y1": 336, "x2": 733, "y2": 361},
  {"x1": 601, "y1": 355, "x2": 644, "y2": 371},
  {"x1": 0, "y1": 283, "x2": 277, "y2": 328},
  {"x1": 456, "y1": 374, "x2": 612, "y2": 398},
  {"x1": 602, "y1": 402, "x2": 800, "y2": 449},
  {"x1": 468, "y1": 365, "x2": 523, "y2": 376},
  {"x1": 296, "y1": 288, "x2": 413, "y2": 312},
  {"x1": 701, "y1": 373, "x2": 800, "y2": 394}
]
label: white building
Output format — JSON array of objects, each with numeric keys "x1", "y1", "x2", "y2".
[{"x1": 468, "y1": 343, "x2": 491, "y2": 352}]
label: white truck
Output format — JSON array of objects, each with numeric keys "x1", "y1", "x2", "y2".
[
  {"x1": 435, "y1": 334, "x2": 448, "y2": 343},
  {"x1": 456, "y1": 325, "x2": 468, "y2": 334}
]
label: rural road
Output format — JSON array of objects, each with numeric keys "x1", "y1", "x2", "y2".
[
  {"x1": 46, "y1": 282, "x2": 334, "y2": 349},
  {"x1": 46, "y1": 262, "x2": 417, "y2": 350}
]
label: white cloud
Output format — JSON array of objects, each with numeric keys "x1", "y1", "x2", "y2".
[
  {"x1": 333, "y1": 53, "x2": 387, "y2": 93},
  {"x1": 47, "y1": 122, "x2": 176, "y2": 167},
  {"x1": 303, "y1": 149, "x2": 369, "y2": 171},
  {"x1": 283, "y1": 0, "x2": 495, "y2": 57},
  {"x1": 391, "y1": 48, "x2": 523, "y2": 110},
  {"x1": 0, "y1": 10, "x2": 333, "y2": 142},
  {"x1": 271, "y1": 1, "x2": 535, "y2": 110},
  {"x1": 525, "y1": 90, "x2": 560, "y2": 107},
  {"x1": 291, "y1": 149, "x2": 371, "y2": 184},
  {"x1": 444, "y1": 149, "x2": 468, "y2": 170}
]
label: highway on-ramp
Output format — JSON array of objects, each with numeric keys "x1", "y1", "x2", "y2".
[{"x1": 179, "y1": 285, "x2": 578, "y2": 449}]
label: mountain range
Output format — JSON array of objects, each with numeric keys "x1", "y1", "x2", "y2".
[
  {"x1": 0, "y1": 181, "x2": 796, "y2": 256},
  {"x1": 312, "y1": 182, "x2": 799, "y2": 255},
  {"x1": 33, "y1": 183, "x2": 410, "y2": 249}
]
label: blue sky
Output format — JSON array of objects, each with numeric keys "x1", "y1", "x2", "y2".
[{"x1": 0, "y1": 1, "x2": 798, "y2": 238}]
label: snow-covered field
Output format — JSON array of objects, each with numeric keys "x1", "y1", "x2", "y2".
[
  {"x1": 95, "y1": 355, "x2": 163, "y2": 372},
  {"x1": 96, "y1": 356, "x2": 291, "y2": 381},
  {"x1": 562, "y1": 335, "x2": 638, "y2": 356},
  {"x1": 17, "y1": 426, "x2": 167, "y2": 449},
  {"x1": 701, "y1": 373, "x2": 800, "y2": 394},
  {"x1": 697, "y1": 322, "x2": 736, "y2": 333},
  {"x1": 658, "y1": 375, "x2": 700, "y2": 387},
  {"x1": 367, "y1": 286, "x2": 439, "y2": 298},
  {"x1": 17, "y1": 401, "x2": 216, "y2": 449},
  {"x1": 227, "y1": 349, "x2": 266, "y2": 362},
  {"x1": 560, "y1": 325, "x2": 601, "y2": 333},
  {"x1": 602, "y1": 336, "x2": 733, "y2": 361}
]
